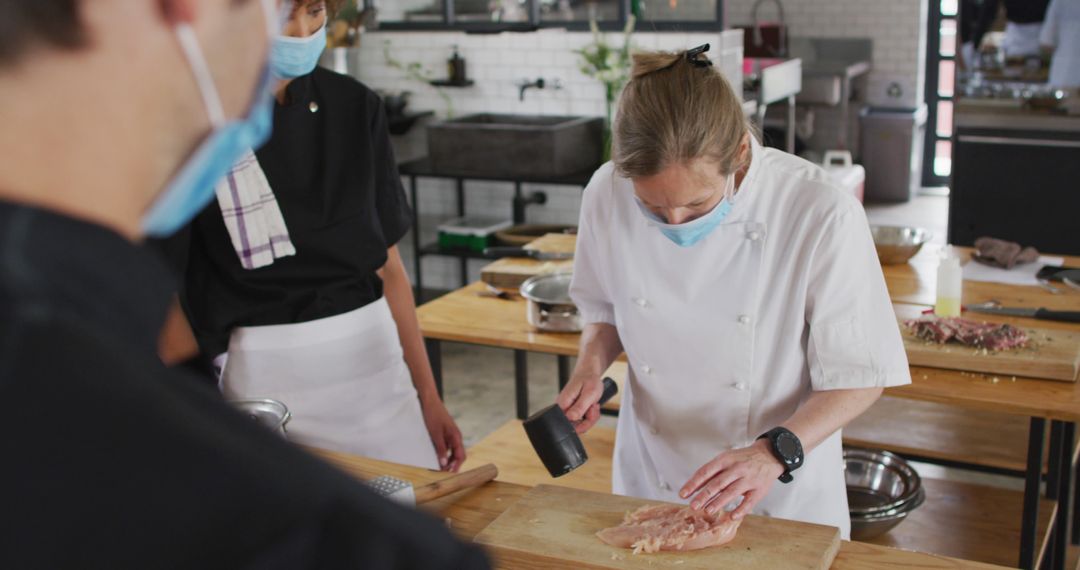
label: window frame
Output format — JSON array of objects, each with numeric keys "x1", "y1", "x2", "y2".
[
  {"x1": 363, "y1": 0, "x2": 725, "y2": 33},
  {"x1": 922, "y1": 0, "x2": 956, "y2": 187}
]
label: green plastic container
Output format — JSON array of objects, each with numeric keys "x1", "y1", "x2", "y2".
[{"x1": 437, "y1": 217, "x2": 513, "y2": 252}]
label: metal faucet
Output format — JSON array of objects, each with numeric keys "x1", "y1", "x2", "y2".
[
  {"x1": 517, "y1": 77, "x2": 561, "y2": 101},
  {"x1": 751, "y1": 0, "x2": 786, "y2": 57},
  {"x1": 518, "y1": 78, "x2": 545, "y2": 101}
]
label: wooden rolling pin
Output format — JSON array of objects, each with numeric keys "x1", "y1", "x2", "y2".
[{"x1": 415, "y1": 463, "x2": 499, "y2": 504}]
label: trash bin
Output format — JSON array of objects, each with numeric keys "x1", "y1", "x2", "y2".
[{"x1": 859, "y1": 105, "x2": 928, "y2": 203}]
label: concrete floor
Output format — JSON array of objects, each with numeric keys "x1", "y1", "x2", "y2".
[{"x1": 440, "y1": 192, "x2": 1028, "y2": 493}]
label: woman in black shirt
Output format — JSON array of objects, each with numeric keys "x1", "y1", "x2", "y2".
[{"x1": 174, "y1": 0, "x2": 464, "y2": 471}]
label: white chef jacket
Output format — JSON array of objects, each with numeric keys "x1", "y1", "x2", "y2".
[
  {"x1": 570, "y1": 137, "x2": 910, "y2": 539},
  {"x1": 1042, "y1": 0, "x2": 1080, "y2": 87}
]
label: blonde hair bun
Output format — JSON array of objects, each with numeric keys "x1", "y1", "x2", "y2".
[{"x1": 614, "y1": 48, "x2": 749, "y2": 179}]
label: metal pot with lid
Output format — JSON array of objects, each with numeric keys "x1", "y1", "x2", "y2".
[
  {"x1": 230, "y1": 398, "x2": 292, "y2": 437},
  {"x1": 519, "y1": 272, "x2": 582, "y2": 333}
]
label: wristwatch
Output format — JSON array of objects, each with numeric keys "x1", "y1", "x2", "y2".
[{"x1": 756, "y1": 427, "x2": 804, "y2": 483}]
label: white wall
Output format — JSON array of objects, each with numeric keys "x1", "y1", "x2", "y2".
[{"x1": 343, "y1": 28, "x2": 744, "y2": 290}]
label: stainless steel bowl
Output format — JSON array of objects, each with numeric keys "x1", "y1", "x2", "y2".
[
  {"x1": 845, "y1": 447, "x2": 925, "y2": 539},
  {"x1": 871, "y1": 225, "x2": 932, "y2": 265},
  {"x1": 850, "y1": 488, "x2": 926, "y2": 540},
  {"x1": 230, "y1": 398, "x2": 292, "y2": 437},
  {"x1": 520, "y1": 272, "x2": 582, "y2": 333}
]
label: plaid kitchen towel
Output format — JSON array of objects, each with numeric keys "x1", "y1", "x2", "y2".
[{"x1": 214, "y1": 151, "x2": 296, "y2": 270}]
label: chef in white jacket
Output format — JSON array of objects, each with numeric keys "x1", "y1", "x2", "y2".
[
  {"x1": 1041, "y1": 0, "x2": 1080, "y2": 87},
  {"x1": 556, "y1": 45, "x2": 911, "y2": 539}
]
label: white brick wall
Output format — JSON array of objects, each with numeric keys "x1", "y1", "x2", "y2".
[
  {"x1": 343, "y1": 28, "x2": 744, "y2": 290},
  {"x1": 725, "y1": 0, "x2": 928, "y2": 109}
]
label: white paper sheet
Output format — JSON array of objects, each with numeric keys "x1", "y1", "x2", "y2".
[{"x1": 962, "y1": 256, "x2": 1065, "y2": 286}]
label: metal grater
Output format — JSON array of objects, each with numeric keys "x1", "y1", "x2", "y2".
[{"x1": 365, "y1": 475, "x2": 416, "y2": 506}]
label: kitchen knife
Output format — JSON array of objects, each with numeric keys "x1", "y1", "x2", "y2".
[
  {"x1": 483, "y1": 246, "x2": 573, "y2": 261},
  {"x1": 967, "y1": 303, "x2": 1080, "y2": 324}
]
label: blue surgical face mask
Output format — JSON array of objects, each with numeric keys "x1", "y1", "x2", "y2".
[
  {"x1": 636, "y1": 174, "x2": 737, "y2": 247},
  {"x1": 271, "y1": 24, "x2": 327, "y2": 79},
  {"x1": 142, "y1": 0, "x2": 280, "y2": 238}
]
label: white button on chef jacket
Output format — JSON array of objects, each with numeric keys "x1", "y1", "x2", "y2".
[{"x1": 569, "y1": 137, "x2": 910, "y2": 540}]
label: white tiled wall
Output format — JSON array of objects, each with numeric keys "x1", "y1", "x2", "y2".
[{"x1": 344, "y1": 28, "x2": 744, "y2": 290}]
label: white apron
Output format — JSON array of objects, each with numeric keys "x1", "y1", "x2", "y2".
[
  {"x1": 570, "y1": 139, "x2": 911, "y2": 540},
  {"x1": 220, "y1": 298, "x2": 439, "y2": 469}
]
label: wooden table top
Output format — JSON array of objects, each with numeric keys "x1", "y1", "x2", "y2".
[
  {"x1": 417, "y1": 281, "x2": 583, "y2": 357},
  {"x1": 418, "y1": 282, "x2": 1080, "y2": 422},
  {"x1": 884, "y1": 244, "x2": 1080, "y2": 311},
  {"x1": 312, "y1": 449, "x2": 1009, "y2": 569}
]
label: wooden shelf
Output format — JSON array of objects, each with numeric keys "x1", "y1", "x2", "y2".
[
  {"x1": 844, "y1": 396, "x2": 1047, "y2": 476},
  {"x1": 463, "y1": 421, "x2": 1056, "y2": 569},
  {"x1": 862, "y1": 477, "x2": 1055, "y2": 569}
]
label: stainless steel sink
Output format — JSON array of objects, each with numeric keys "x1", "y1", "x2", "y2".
[
  {"x1": 789, "y1": 38, "x2": 872, "y2": 106},
  {"x1": 427, "y1": 114, "x2": 603, "y2": 178}
]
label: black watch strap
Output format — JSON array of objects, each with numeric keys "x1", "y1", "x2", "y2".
[{"x1": 757, "y1": 427, "x2": 804, "y2": 484}]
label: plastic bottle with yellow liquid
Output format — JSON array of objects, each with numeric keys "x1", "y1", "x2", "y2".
[{"x1": 935, "y1": 248, "x2": 962, "y2": 317}]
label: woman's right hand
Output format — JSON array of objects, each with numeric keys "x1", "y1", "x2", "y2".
[{"x1": 556, "y1": 372, "x2": 605, "y2": 434}]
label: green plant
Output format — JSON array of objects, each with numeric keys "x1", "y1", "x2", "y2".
[
  {"x1": 383, "y1": 41, "x2": 455, "y2": 118},
  {"x1": 576, "y1": 15, "x2": 636, "y2": 161}
]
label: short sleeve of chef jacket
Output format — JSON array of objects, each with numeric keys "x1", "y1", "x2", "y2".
[
  {"x1": 570, "y1": 164, "x2": 617, "y2": 326},
  {"x1": 805, "y1": 198, "x2": 911, "y2": 391}
]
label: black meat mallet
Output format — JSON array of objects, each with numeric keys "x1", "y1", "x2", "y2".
[{"x1": 523, "y1": 377, "x2": 619, "y2": 477}]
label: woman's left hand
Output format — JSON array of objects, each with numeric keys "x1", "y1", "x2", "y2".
[
  {"x1": 679, "y1": 439, "x2": 786, "y2": 520},
  {"x1": 420, "y1": 394, "x2": 466, "y2": 472}
]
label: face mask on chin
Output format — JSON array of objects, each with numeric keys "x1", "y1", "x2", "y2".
[{"x1": 141, "y1": 0, "x2": 281, "y2": 238}]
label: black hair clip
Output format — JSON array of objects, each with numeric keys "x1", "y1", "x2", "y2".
[{"x1": 686, "y1": 44, "x2": 713, "y2": 67}]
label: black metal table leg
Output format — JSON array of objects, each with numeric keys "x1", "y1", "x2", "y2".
[
  {"x1": 1073, "y1": 432, "x2": 1079, "y2": 545},
  {"x1": 514, "y1": 350, "x2": 529, "y2": 420},
  {"x1": 1049, "y1": 421, "x2": 1062, "y2": 501},
  {"x1": 1071, "y1": 433, "x2": 1080, "y2": 546},
  {"x1": 557, "y1": 355, "x2": 571, "y2": 390},
  {"x1": 425, "y1": 338, "x2": 443, "y2": 400},
  {"x1": 512, "y1": 182, "x2": 524, "y2": 224},
  {"x1": 410, "y1": 175, "x2": 422, "y2": 298},
  {"x1": 456, "y1": 179, "x2": 467, "y2": 288},
  {"x1": 1050, "y1": 421, "x2": 1074, "y2": 570},
  {"x1": 1021, "y1": 417, "x2": 1046, "y2": 570}
]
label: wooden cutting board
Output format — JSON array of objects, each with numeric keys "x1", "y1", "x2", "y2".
[
  {"x1": 901, "y1": 321, "x2": 1080, "y2": 382},
  {"x1": 480, "y1": 233, "x2": 577, "y2": 289},
  {"x1": 473, "y1": 485, "x2": 841, "y2": 570}
]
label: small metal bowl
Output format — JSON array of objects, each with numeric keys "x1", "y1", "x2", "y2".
[
  {"x1": 845, "y1": 447, "x2": 925, "y2": 539},
  {"x1": 229, "y1": 398, "x2": 292, "y2": 437},
  {"x1": 871, "y1": 225, "x2": 932, "y2": 265}
]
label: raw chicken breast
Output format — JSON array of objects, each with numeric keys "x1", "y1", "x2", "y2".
[{"x1": 596, "y1": 504, "x2": 742, "y2": 554}]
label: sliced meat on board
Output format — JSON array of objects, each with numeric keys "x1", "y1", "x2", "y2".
[
  {"x1": 904, "y1": 317, "x2": 1029, "y2": 351},
  {"x1": 596, "y1": 504, "x2": 742, "y2": 554}
]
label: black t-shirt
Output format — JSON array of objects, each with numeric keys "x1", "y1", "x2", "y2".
[
  {"x1": 0, "y1": 201, "x2": 488, "y2": 569},
  {"x1": 176, "y1": 67, "x2": 412, "y2": 357}
]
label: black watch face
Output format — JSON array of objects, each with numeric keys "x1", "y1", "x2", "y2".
[{"x1": 777, "y1": 433, "x2": 800, "y2": 460}]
